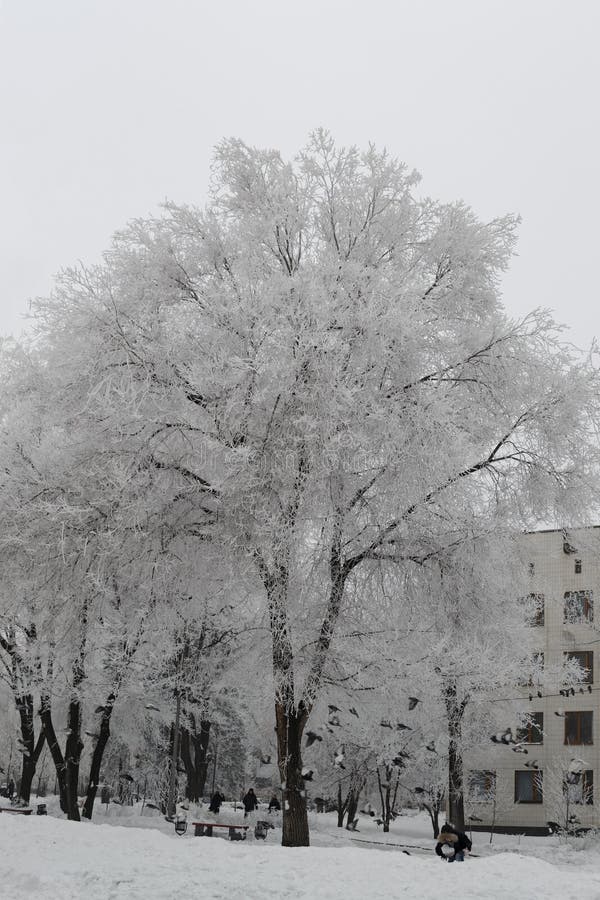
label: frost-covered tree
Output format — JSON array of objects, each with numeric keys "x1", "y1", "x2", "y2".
[
  {"x1": 540, "y1": 757, "x2": 594, "y2": 838},
  {"x1": 0, "y1": 620, "x2": 45, "y2": 804},
  {"x1": 397, "y1": 528, "x2": 549, "y2": 832},
  {"x1": 0, "y1": 342, "x2": 205, "y2": 818},
  {"x1": 9, "y1": 131, "x2": 600, "y2": 845}
]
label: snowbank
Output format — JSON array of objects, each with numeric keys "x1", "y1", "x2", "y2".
[{"x1": 2, "y1": 812, "x2": 600, "y2": 899}]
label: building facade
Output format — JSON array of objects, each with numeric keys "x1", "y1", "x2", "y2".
[{"x1": 466, "y1": 527, "x2": 600, "y2": 834}]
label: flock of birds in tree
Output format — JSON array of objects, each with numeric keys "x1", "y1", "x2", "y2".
[
  {"x1": 301, "y1": 679, "x2": 594, "y2": 784},
  {"x1": 305, "y1": 697, "x2": 428, "y2": 772}
]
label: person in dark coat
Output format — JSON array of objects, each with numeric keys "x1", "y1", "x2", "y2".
[
  {"x1": 268, "y1": 794, "x2": 281, "y2": 813},
  {"x1": 435, "y1": 823, "x2": 472, "y2": 862},
  {"x1": 242, "y1": 788, "x2": 259, "y2": 817},
  {"x1": 209, "y1": 790, "x2": 225, "y2": 814}
]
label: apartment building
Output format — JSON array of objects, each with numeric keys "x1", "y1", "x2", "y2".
[{"x1": 466, "y1": 526, "x2": 600, "y2": 834}]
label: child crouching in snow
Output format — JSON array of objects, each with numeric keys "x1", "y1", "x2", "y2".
[{"x1": 435, "y1": 823, "x2": 472, "y2": 862}]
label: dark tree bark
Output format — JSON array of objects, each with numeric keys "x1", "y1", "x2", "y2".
[
  {"x1": 432, "y1": 806, "x2": 441, "y2": 839},
  {"x1": 82, "y1": 694, "x2": 115, "y2": 820},
  {"x1": 39, "y1": 692, "x2": 68, "y2": 813},
  {"x1": 377, "y1": 766, "x2": 393, "y2": 833},
  {"x1": 62, "y1": 597, "x2": 89, "y2": 821},
  {"x1": 16, "y1": 693, "x2": 36, "y2": 803},
  {"x1": 16, "y1": 695, "x2": 46, "y2": 803},
  {"x1": 339, "y1": 764, "x2": 367, "y2": 830},
  {"x1": 444, "y1": 680, "x2": 467, "y2": 832},
  {"x1": 193, "y1": 720, "x2": 211, "y2": 798},
  {"x1": 1, "y1": 627, "x2": 45, "y2": 804},
  {"x1": 180, "y1": 727, "x2": 193, "y2": 797},
  {"x1": 275, "y1": 703, "x2": 309, "y2": 847},
  {"x1": 65, "y1": 697, "x2": 84, "y2": 821},
  {"x1": 345, "y1": 788, "x2": 360, "y2": 830},
  {"x1": 256, "y1": 554, "x2": 310, "y2": 847},
  {"x1": 336, "y1": 780, "x2": 347, "y2": 828},
  {"x1": 180, "y1": 716, "x2": 211, "y2": 803}
]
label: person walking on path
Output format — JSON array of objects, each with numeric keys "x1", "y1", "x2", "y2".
[
  {"x1": 242, "y1": 788, "x2": 259, "y2": 817},
  {"x1": 209, "y1": 790, "x2": 225, "y2": 814}
]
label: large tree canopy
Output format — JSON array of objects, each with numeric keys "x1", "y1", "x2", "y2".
[{"x1": 3, "y1": 131, "x2": 600, "y2": 844}]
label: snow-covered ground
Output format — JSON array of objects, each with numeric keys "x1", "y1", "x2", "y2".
[{"x1": 3, "y1": 803, "x2": 600, "y2": 899}]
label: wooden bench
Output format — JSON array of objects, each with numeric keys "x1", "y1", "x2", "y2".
[
  {"x1": 192, "y1": 822, "x2": 249, "y2": 840},
  {"x1": 0, "y1": 807, "x2": 32, "y2": 815}
]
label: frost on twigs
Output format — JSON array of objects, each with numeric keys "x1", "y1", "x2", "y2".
[{"x1": 2, "y1": 131, "x2": 600, "y2": 844}]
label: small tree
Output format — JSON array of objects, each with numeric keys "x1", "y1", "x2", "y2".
[
  {"x1": 539, "y1": 759, "x2": 594, "y2": 840},
  {"x1": 410, "y1": 754, "x2": 447, "y2": 839},
  {"x1": 465, "y1": 769, "x2": 513, "y2": 844}
]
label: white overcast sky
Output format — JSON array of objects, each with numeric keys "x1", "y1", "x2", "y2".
[{"x1": 1, "y1": 0, "x2": 599, "y2": 348}]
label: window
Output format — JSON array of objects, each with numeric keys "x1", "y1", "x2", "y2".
[
  {"x1": 564, "y1": 651, "x2": 593, "y2": 684},
  {"x1": 575, "y1": 559, "x2": 582, "y2": 574},
  {"x1": 564, "y1": 711, "x2": 593, "y2": 745},
  {"x1": 515, "y1": 770, "x2": 543, "y2": 803},
  {"x1": 525, "y1": 593, "x2": 545, "y2": 627},
  {"x1": 469, "y1": 770, "x2": 496, "y2": 801},
  {"x1": 516, "y1": 712, "x2": 544, "y2": 744},
  {"x1": 565, "y1": 770, "x2": 594, "y2": 805},
  {"x1": 564, "y1": 590, "x2": 593, "y2": 625}
]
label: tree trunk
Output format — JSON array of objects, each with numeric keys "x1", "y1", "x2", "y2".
[
  {"x1": 64, "y1": 697, "x2": 84, "y2": 821},
  {"x1": 275, "y1": 703, "x2": 309, "y2": 847},
  {"x1": 444, "y1": 682, "x2": 466, "y2": 831},
  {"x1": 39, "y1": 694, "x2": 68, "y2": 813},
  {"x1": 343, "y1": 767, "x2": 367, "y2": 830},
  {"x1": 345, "y1": 788, "x2": 360, "y2": 830},
  {"x1": 391, "y1": 770, "x2": 401, "y2": 814},
  {"x1": 180, "y1": 718, "x2": 211, "y2": 803},
  {"x1": 336, "y1": 780, "x2": 347, "y2": 828},
  {"x1": 377, "y1": 767, "x2": 392, "y2": 832},
  {"x1": 180, "y1": 727, "x2": 192, "y2": 798},
  {"x1": 423, "y1": 797, "x2": 442, "y2": 839},
  {"x1": 82, "y1": 695, "x2": 115, "y2": 820},
  {"x1": 16, "y1": 694, "x2": 36, "y2": 803},
  {"x1": 19, "y1": 731, "x2": 46, "y2": 803},
  {"x1": 194, "y1": 720, "x2": 211, "y2": 799},
  {"x1": 433, "y1": 807, "x2": 440, "y2": 839},
  {"x1": 4, "y1": 626, "x2": 45, "y2": 805},
  {"x1": 167, "y1": 689, "x2": 181, "y2": 819}
]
